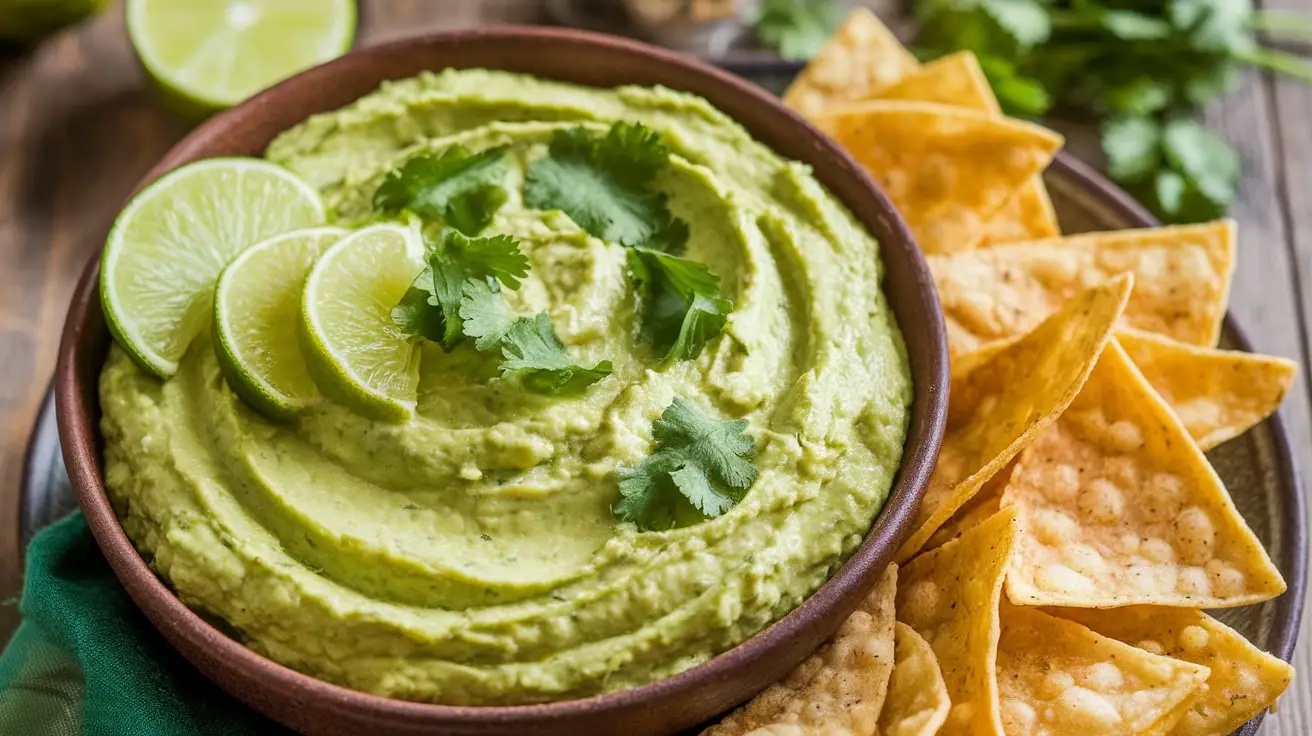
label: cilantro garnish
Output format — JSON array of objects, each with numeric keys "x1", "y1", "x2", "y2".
[
  {"x1": 614, "y1": 396, "x2": 758, "y2": 531},
  {"x1": 914, "y1": 0, "x2": 1312, "y2": 223},
  {"x1": 751, "y1": 0, "x2": 842, "y2": 61},
  {"x1": 390, "y1": 230, "x2": 529, "y2": 349},
  {"x1": 459, "y1": 280, "x2": 613, "y2": 395},
  {"x1": 523, "y1": 122, "x2": 689, "y2": 251},
  {"x1": 627, "y1": 248, "x2": 731, "y2": 362},
  {"x1": 374, "y1": 145, "x2": 510, "y2": 234}
]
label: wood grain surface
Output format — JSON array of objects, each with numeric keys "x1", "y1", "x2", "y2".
[{"x1": 2, "y1": 1, "x2": 1311, "y2": 733}]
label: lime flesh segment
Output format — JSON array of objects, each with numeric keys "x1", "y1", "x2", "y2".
[
  {"x1": 301, "y1": 223, "x2": 424, "y2": 422},
  {"x1": 101, "y1": 158, "x2": 326, "y2": 378},
  {"x1": 127, "y1": 0, "x2": 356, "y2": 117},
  {"x1": 214, "y1": 226, "x2": 346, "y2": 419}
]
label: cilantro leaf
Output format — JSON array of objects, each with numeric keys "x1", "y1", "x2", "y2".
[
  {"x1": 459, "y1": 281, "x2": 613, "y2": 396},
  {"x1": 523, "y1": 122, "x2": 689, "y2": 251},
  {"x1": 627, "y1": 248, "x2": 732, "y2": 362},
  {"x1": 374, "y1": 146, "x2": 510, "y2": 234},
  {"x1": 391, "y1": 230, "x2": 529, "y2": 348},
  {"x1": 1161, "y1": 118, "x2": 1240, "y2": 206},
  {"x1": 979, "y1": 0, "x2": 1051, "y2": 48},
  {"x1": 1103, "y1": 116, "x2": 1162, "y2": 183},
  {"x1": 614, "y1": 396, "x2": 758, "y2": 531},
  {"x1": 751, "y1": 0, "x2": 841, "y2": 61}
]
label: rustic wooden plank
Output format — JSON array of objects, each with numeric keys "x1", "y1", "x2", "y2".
[{"x1": 1252, "y1": 0, "x2": 1312, "y2": 732}]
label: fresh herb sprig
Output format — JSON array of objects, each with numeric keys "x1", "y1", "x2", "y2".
[
  {"x1": 373, "y1": 145, "x2": 510, "y2": 235},
  {"x1": 751, "y1": 0, "x2": 843, "y2": 61},
  {"x1": 523, "y1": 121, "x2": 732, "y2": 360},
  {"x1": 913, "y1": 0, "x2": 1312, "y2": 222},
  {"x1": 614, "y1": 396, "x2": 759, "y2": 531}
]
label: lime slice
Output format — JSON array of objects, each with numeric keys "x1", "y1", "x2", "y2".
[
  {"x1": 213, "y1": 226, "x2": 346, "y2": 419},
  {"x1": 126, "y1": 0, "x2": 356, "y2": 119},
  {"x1": 101, "y1": 158, "x2": 326, "y2": 378},
  {"x1": 300, "y1": 223, "x2": 425, "y2": 422}
]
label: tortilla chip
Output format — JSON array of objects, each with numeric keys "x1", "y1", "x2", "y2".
[
  {"x1": 1116, "y1": 328, "x2": 1297, "y2": 451},
  {"x1": 996, "y1": 602, "x2": 1210, "y2": 734},
  {"x1": 1002, "y1": 339, "x2": 1286, "y2": 608},
  {"x1": 877, "y1": 622, "x2": 951, "y2": 736},
  {"x1": 897, "y1": 508, "x2": 1018, "y2": 736},
  {"x1": 1054, "y1": 606, "x2": 1295, "y2": 735},
  {"x1": 923, "y1": 459, "x2": 1016, "y2": 552},
  {"x1": 782, "y1": 8, "x2": 919, "y2": 119},
  {"x1": 895, "y1": 274, "x2": 1130, "y2": 561},
  {"x1": 930, "y1": 220, "x2": 1236, "y2": 355},
  {"x1": 814, "y1": 101, "x2": 1062, "y2": 255},
  {"x1": 870, "y1": 52, "x2": 1060, "y2": 246},
  {"x1": 703, "y1": 565, "x2": 898, "y2": 736}
]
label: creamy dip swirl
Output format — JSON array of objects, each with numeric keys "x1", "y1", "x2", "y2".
[{"x1": 100, "y1": 69, "x2": 912, "y2": 705}]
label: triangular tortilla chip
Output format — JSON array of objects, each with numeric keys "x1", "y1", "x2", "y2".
[
  {"x1": 895, "y1": 274, "x2": 1130, "y2": 561},
  {"x1": 877, "y1": 622, "x2": 951, "y2": 736},
  {"x1": 703, "y1": 565, "x2": 898, "y2": 736},
  {"x1": 1053, "y1": 606, "x2": 1295, "y2": 736},
  {"x1": 873, "y1": 52, "x2": 1059, "y2": 245},
  {"x1": 996, "y1": 602, "x2": 1210, "y2": 734},
  {"x1": 1002, "y1": 339, "x2": 1286, "y2": 608},
  {"x1": 922, "y1": 458, "x2": 1016, "y2": 552},
  {"x1": 815, "y1": 101, "x2": 1062, "y2": 255},
  {"x1": 930, "y1": 220, "x2": 1236, "y2": 355},
  {"x1": 782, "y1": 8, "x2": 919, "y2": 119},
  {"x1": 897, "y1": 508, "x2": 1018, "y2": 736},
  {"x1": 1116, "y1": 328, "x2": 1297, "y2": 451}
]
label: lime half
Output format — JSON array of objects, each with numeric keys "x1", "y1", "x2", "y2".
[
  {"x1": 213, "y1": 226, "x2": 345, "y2": 419},
  {"x1": 126, "y1": 0, "x2": 356, "y2": 119},
  {"x1": 101, "y1": 158, "x2": 326, "y2": 378},
  {"x1": 300, "y1": 223, "x2": 425, "y2": 422}
]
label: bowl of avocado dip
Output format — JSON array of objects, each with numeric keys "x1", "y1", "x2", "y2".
[{"x1": 55, "y1": 26, "x2": 947, "y2": 736}]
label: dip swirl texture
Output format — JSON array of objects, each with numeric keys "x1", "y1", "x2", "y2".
[{"x1": 99, "y1": 69, "x2": 913, "y2": 705}]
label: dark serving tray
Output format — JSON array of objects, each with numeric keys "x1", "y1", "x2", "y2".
[{"x1": 20, "y1": 60, "x2": 1306, "y2": 736}]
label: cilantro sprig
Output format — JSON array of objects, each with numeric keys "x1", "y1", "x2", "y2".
[
  {"x1": 614, "y1": 396, "x2": 759, "y2": 531},
  {"x1": 751, "y1": 0, "x2": 842, "y2": 61},
  {"x1": 374, "y1": 145, "x2": 510, "y2": 235},
  {"x1": 913, "y1": 0, "x2": 1312, "y2": 222},
  {"x1": 523, "y1": 121, "x2": 732, "y2": 361},
  {"x1": 391, "y1": 229, "x2": 529, "y2": 349},
  {"x1": 460, "y1": 281, "x2": 613, "y2": 395},
  {"x1": 523, "y1": 122, "x2": 689, "y2": 251}
]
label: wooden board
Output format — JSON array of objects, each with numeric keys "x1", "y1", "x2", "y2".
[{"x1": 2, "y1": 1, "x2": 1310, "y2": 732}]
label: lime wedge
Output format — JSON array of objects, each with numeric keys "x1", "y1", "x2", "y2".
[
  {"x1": 101, "y1": 158, "x2": 326, "y2": 378},
  {"x1": 300, "y1": 223, "x2": 425, "y2": 422},
  {"x1": 126, "y1": 0, "x2": 356, "y2": 119},
  {"x1": 213, "y1": 226, "x2": 346, "y2": 419}
]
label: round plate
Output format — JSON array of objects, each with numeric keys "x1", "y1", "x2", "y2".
[{"x1": 21, "y1": 68, "x2": 1305, "y2": 735}]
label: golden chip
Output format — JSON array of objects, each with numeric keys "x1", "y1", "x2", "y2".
[
  {"x1": 996, "y1": 602, "x2": 1210, "y2": 734},
  {"x1": 895, "y1": 274, "x2": 1130, "y2": 561},
  {"x1": 922, "y1": 458, "x2": 1016, "y2": 552},
  {"x1": 1002, "y1": 339, "x2": 1286, "y2": 608},
  {"x1": 781, "y1": 8, "x2": 919, "y2": 119},
  {"x1": 873, "y1": 51, "x2": 1059, "y2": 245},
  {"x1": 814, "y1": 101, "x2": 1062, "y2": 255},
  {"x1": 703, "y1": 565, "x2": 898, "y2": 736},
  {"x1": 1054, "y1": 606, "x2": 1295, "y2": 735},
  {"x1": 1116, "y1": 328, "x2": 1297, "y2": 451},
  {"x1": 930, "y1": 220, "x2": 1236, "y2": 355},
  {"x1": 897, "y1": 508, "x2": 1019, "y2": 736},
  {"x1": 876, "y1": 622, "x2": 950, "y2": 736}
]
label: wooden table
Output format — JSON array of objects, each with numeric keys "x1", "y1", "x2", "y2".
[{"x1": 2, "y1": 1, "x2": 1311, "y2": 733}]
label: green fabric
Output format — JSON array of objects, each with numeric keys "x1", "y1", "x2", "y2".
[{"x1": 0, "y1": 513, "x2": 288, "y2": 735}]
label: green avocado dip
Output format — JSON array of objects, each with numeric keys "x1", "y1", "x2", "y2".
[{"x1": 98, "y1": 69, "x2": 913, "y2": 705}]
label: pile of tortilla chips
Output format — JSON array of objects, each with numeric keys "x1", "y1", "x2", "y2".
[{"x1": 706, "y1": 9, "x2": 1297, "y2": 736}]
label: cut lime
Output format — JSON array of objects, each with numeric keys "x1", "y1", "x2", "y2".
[
  {"x1": 213, "y1": 226, "x2": 345, "y2": 419},
  {"x1": 300, "y1": 223, "x2": 425, "y2": 422},
  {"x1": 101, "y1": 158, "x2": 326, "y2": 378},
  {"x1": 126, "y1": 0, "x2": 356, "y2": 119}
]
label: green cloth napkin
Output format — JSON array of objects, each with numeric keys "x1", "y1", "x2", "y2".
[{"x1": 0, "y1": 512, "x2": 288, "y2": 735}]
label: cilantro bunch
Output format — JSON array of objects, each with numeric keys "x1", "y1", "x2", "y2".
[{"x1": 914, "y1": 0, "x2": 1312, "y2": 222}]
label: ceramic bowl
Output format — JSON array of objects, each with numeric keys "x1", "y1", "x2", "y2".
[{"x1": 55, "y1": 26, "x2": 949, "y2": 736}]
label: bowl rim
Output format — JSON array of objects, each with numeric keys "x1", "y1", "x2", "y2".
[{"x1": 54, "y1": 24, "x2": 949, "y2": 729}]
